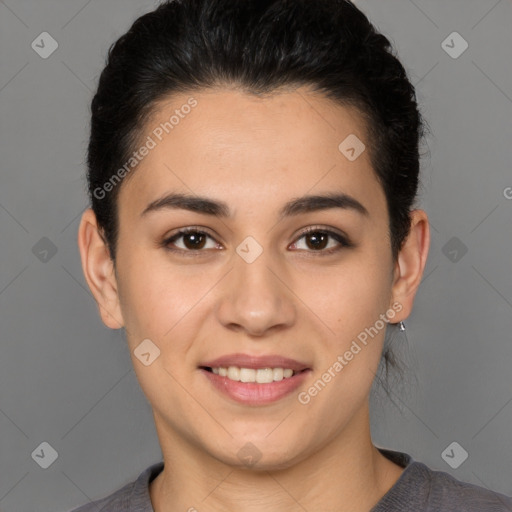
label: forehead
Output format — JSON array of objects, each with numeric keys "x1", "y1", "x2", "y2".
[{"x1": 118, "y1": 86, "x2": 385, "y2": 220}]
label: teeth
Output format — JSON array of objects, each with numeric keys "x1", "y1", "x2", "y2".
[
  {"x1": 227, "y1": 366, "x2": 240, "y2": 381},
  {"x1": 210, "y1": 366, "x2": 297, "y2": 383},
  {"x1": 257, "y1": 368, "x2": 274, "y2": 383},
  {"x1": 273, "y1": 368, "x2": 283, "y2": 381},
  {"x1": 240, "y1": 368, "x2": 256, "y2": 382}
]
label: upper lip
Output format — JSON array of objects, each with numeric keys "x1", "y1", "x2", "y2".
[{"x1": 200, "y1": 353, "x2": 311, "y2": 372}]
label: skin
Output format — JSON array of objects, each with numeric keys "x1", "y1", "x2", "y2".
[{"x1": 78, "y1": 86, "x2": 430, "y2": 512}]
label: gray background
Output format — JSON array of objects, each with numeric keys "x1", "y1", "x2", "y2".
[{"x1": 0, "y1": 0, "x2": 511, "y2": 510}]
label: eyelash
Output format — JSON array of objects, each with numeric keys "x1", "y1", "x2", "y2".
[{"x1": 161, "y1": 225, "x2": 353, "y2": 257}]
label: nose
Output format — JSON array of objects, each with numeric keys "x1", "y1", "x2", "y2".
[{"x1": 214, "y1": 246, "x2": 297, "y2": 337}]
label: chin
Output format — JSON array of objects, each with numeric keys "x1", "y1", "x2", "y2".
[{"x1": 208, "y1": 439, "x2": 311, "y2": 472}]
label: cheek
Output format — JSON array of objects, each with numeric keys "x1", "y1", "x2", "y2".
[
  {"x1": 299, "y1": 260, "x2": 392, "y2": 392},
  {"x1": 115, "y1": 252, "x2": 175, "y2": 337},
  {"x1": 297, "y1": 258, "x2": 391, "y2": 331},
  {"x1": 117, "y1": 251, "x2": 214, "y2": 354},
  {"x1": 303, "y1": 269, "x2": 391, "y2": 412}
]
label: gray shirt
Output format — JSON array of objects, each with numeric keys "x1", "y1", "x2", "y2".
[{"x1": 68, "y1": 449, "x2": 512, "y2": 511}]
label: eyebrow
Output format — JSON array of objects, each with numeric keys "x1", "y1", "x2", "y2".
[{"x1": 140, "y1": 192, "x2": 369, "y2": 219}]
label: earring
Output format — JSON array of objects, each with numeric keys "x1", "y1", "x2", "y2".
[{"x1": 399, "y1": 321, "x2": 405, "y2": 331}]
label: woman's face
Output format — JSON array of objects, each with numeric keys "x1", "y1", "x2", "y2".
[{"x1": 84, "y1": 86, "x2": 421, "y2": 469}]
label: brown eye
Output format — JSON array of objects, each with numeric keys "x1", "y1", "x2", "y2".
[
  {"x1": 180, "y1": 231, "x2": 207, "y2": 250},
  {"x1": 162, "y1": 226, "x2": 352, "y2": 257},
  {"x1": 304, "y1": 231, "x2": 329, "y2": 250},
  {"x1": 163, "y1": 228, "x2": 219, "y2": 254},
  {"x1": 291, "y1": 227, "x2": 352, "y2": 254}
]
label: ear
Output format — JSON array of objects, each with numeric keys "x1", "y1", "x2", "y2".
[
  {"x1": 390, "y1": 209, "x2": 430, "y2": 321},
  {"x1": 77, "y1": 208, "x2": 125, "y2": 329}
]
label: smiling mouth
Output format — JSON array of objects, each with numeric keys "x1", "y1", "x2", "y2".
[{"x1": 200, "y1": 366, "x2": 309, "y2": 383}]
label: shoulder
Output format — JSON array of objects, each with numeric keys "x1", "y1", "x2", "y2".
[
  {"x1": 425, "y1": 463, "x2": 512, "y2": 512},
  {"x1": 374, "y1": 449, "x2": 512, "y2": 512},
  {"x1": 67, "y1": 480, "x2": 134, "y2": 512},
  {"x1": 66, "y1": 462, "x2": 164, "y2": 512}
]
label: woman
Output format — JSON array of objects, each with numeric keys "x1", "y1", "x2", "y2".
[{"x1": 72, "y1": 0, "x2": 512, "y2": 510}]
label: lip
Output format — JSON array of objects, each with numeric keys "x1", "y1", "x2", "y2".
[
  {"x1": 200, "y1": 353, "x2": 311, "y2": 372},
  {"x1": 199, "y1": 353, "x2": 312, "y2": 406},
  {"x1": 200, "y1": 367, "x2": 311, "y2": 405}
]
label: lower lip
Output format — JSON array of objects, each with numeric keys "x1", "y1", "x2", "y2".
[{"x1": 200, "y1": 368, "x2": 311, "y2": 405}]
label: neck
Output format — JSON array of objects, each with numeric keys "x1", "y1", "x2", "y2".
[{"x1": 149, "y1": 404, "x2": 404, "y2": 512}]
